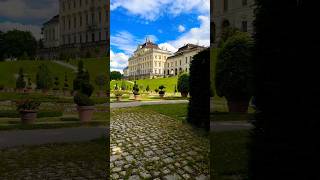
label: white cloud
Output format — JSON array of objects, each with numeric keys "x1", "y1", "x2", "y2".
[
  {"x1": 159, "y1": 43, "x2": 178, "y2": 53},
  {"x1": 164, "y1": 15, "x2": 210, "y2": 50},
  {"x1": 110, "y1": 50, "x2": 129, "y2": 72},
  {"x1": 0, "y1": 21, "x2": 42, "y2": 39},
  {"x1": 0, "y1": 0, "x2": 58, "y2": 20},
  {"x1": 110, "y1": 0, "x2": 209, "y2": 21},
  {"x1": 111, "y1": 31, "x2": 159, "y2": 55},
  {"x1": 178, "y1": 25, "x2": 186, "y2": 32}
]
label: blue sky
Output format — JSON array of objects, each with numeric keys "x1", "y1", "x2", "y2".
[{"x1": 110, "y1": 0, "x2": 210, "y2": 72}]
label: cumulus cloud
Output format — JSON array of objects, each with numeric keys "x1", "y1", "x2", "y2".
[
  {"x1": 110, "y1": 49, "x2": 129, "y2": 72},
  {"x1": 164, "y1": 15, "x2": 210, "y2": 50},
  {"x1": 0, "y1": 0, "x2": 58, "y2": 21},
  {"x1": 110, "y1": 0, "x2": 209, "y2": 21},
  {"x1": 0, "y1": 21, "x2": 42, "y2": 39},
  {"x1": 178, "y1": 25, "x2": 186, "y2": 32}
]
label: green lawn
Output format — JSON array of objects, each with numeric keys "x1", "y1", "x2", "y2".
[
  {"x1": 138, "y1": 103, "x2": 188, "y2": 121},
  {"x1": 0, "y1": 58, "x2": 109, "y2": 92},
  {"x1": 0, "y1": 137, "x2": 108, "y2": 179},
  {"x1": 111, "y1": 76, "x2": 179, "y2": 93},
  {"x1": 211, "y1": 130, "x2": 249, "y2": 179},
  {"x1": 0, "y1": 60, "x2": 76, "y2": 89}
]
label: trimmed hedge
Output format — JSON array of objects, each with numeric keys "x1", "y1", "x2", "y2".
[{"x1": 187, "y1": 48, "x2": 210, "y2": 131}]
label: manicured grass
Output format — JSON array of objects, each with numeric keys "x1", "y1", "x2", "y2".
[
  {"x1": 0, "y1": 60, "x2": 76, "y2": 89},
  {"x1": 211, "y1": 130, "x2": 249, "y2": 179},
  {"x1": 0, "y1": 137, "x2": 108, "y2": 178},
  {"x1": 138, "y1": 103, "x2": 188, "y2": 121},
  {"x1": 111, "y1": 76, "x2": 179, "y2": 93},
  {"x1": 69, "y1": 58, "x2": 109, "y2": 91}
]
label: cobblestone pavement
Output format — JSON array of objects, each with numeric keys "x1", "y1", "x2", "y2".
[{"x1": 110, "y1": 108, "x2": 210, "y2": 180}]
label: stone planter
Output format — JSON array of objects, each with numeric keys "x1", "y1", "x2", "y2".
[
  {"x1": 181, "y1": 92, "x2": 188, "y2": 98},
  {"x1": 116, "y1": 96, "x2": 122, "y2": 102},
  {"x1": 227, "y1": 100, "x2": 250, "y2": 113},
  {"x1": 20, "y1": 110, "x2": 37, "y2": 124},
  {"x1": 77, "y1": 106, "x2": 95, "y2": 122},
  {"x1": 134, "y1": 94, "x2": 139, "y2": 100},
  {"x1": 159, "y1": 93, "x2": 165, "y2": 99}
]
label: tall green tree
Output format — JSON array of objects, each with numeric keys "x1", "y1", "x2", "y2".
[
  {"x1": 110, "y1": 71, "x2": 122, "y2": 80},
  {"x1": 2, "y1": 30, "x2": 37, "y2": 59},
  {"x1": 249, "y1": 1, "x2": 319, "y2": 179}
]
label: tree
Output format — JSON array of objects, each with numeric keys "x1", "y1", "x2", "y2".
[
  {"x1": 16, "y1": 68, "x2": 26, "y2": 89},
  {"x1": 215, "y1": 32, "x2": 254, "y2": 112},
  {"x1": 2, "y1": 30, "x2": 37, "y2": 59},
  {"x1": 187, "y1": 48, "x2": 210, "y2": 131},
  {"x1": 177, "y1": 73, "x2": 190, "y2": 97},
  {"x1": 249, "y1": 1, "x2": 319, "y2": 179},
  {"x1": 36, "y1": 64, "x2": 52, "y2": 90},
  {"x1": 110, "y1": 71, "x2": 122, "y2": 80}
]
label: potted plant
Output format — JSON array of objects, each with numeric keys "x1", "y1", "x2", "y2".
[
  {"x1": 177, "y1": 73, "x2": 190, "y2": 97},
  {"x1": 216, "y1": 32, "x2": 254, "y2": 113},
  {"x1": 114, "y1": 90, "x2": 123, "y2": 102},
  {"x1": 36, "y1": 64, "x2": 53, "y2": 95},
  {"x1": 158, "y1": 85, "x2": 166, "y2": 98},
  {"x1": 132, "y1": 81, "x2": 140, "y2": 100},
  {"x1": 16, "y1": 99, "x2": 40, "y2": 124},
  {"x1": 16, "y1": 68, "x2": 26, "y2": 93},
  {"x1": 26, "y1": 78, "x2": 33, "y2": 93},
  {"x1": 73, "y1": 62, "x2": 95, "y2": 122}
]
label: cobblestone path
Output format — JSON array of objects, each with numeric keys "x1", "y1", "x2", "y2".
[{"x1": 110, "y1": 108, "x2": 210, "y2": 180}]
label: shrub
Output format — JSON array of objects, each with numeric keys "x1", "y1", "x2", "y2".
[
  {"x1": 36, "y1": 64, "x2": 53, "y2": 90},
  {"x1": 188, "y1": 48, "x2": 210, "y2": 131},
  {"x1": 177, "y1": 73, "x2": 189, "y2": 94},
  {"x1": 16, "y1": 99, "x2": 41, "y2": 111},
  {"x1": 146, "y1": 85, "x2": 150, "y2": 92},
  {"x1": 74, "y1": 93, "x2": 94, "y2": 106},
  {"x1": 53, "y1": 76, "x2": 60, "y2": 90},
  {"x1": 16, "y1": 68, "x2": 26, "y2": 89},
  {"x1": 215, "y1": 32, "x2": 254, "y2": 102},
  {"x1": 114, "y1": 90, "x2": 124, "y2": 97},
  {"x1": 0, "y1": 84, "x2": 4, "y2": 90},
  {"x1": 121, "y1": 81, "x2": 126, "y2": 90},
  {"x1": 27, "y1": 78, "x2": 32, "y2": 89},
  {"x1": 132, "y1": 81, "x2": 139, "y2": 95},
  {"x1": 155, "y1": 89, "x2": 159, "y2": 93},
  {"x1": 159, "y1": 85, "x2": 166, "y2": 94}
]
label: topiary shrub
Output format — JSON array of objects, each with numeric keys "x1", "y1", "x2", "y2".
[
  {"x1": 16, "y1": 68, "x2": 26, "y2": 90},
  {"x1": 74, "y1": 92, "x2": 94, "y2": 106},
  {"x1": 177, "y1": 73, "x2": 189, "y2": 97},
  {"x1": 158, "y1": 85, "x2": 165, "y2": 95},
  {"x1": 36, "y1": 64, "x2": 53, "y2": 91},
  {"x1": 187, "y1": 48, "x2": 210, "y2": 131},
  {"x1": 215, "y1": 32, "x2": 254, "y2": 112}
]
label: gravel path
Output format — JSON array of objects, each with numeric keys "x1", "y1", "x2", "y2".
[{"x1": 52, "y1": 60, "x2": 77, "y2": 72}]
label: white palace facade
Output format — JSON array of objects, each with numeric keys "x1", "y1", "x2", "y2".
[{"x1": 124, "y1": 40, "x2": 206, "y2": 79}]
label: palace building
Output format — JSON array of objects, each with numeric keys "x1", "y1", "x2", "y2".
[
  {"x1": 164, "y1": 44, "x2": 205, "y2": 76},
  {"x1": 40, "y1": 0, "x2": 109, "y2": 59},
  {"x1": 126, "y1": 39, "x2": 173, "y2": 79},
  {"x1": 124, "y1": 41, "x2": 206, "y2": 80},
  {"x1": 212, "y1": 0, "x2": 255, "y2": 44}
]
